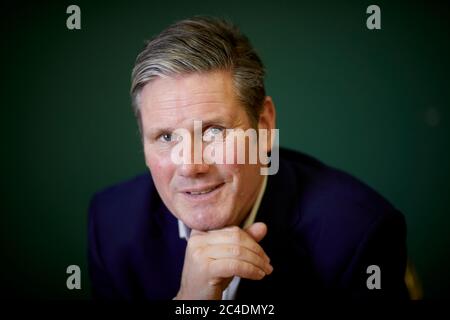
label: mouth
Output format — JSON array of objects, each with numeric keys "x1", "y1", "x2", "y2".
[{"x1": 182, "y1": 183, "x2": 225, "y2": 200}]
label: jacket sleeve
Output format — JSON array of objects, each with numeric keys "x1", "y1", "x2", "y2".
[
  {"x1": 342, "y1": 210, "x2": 410, "y2": 299},
  {"x1": 87, "y1": 195, "x2": 120, "y2": 300}
]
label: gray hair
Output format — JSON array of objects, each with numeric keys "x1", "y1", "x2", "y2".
[{"x1": 130, "y1": 16, "x2": 266, "y2": 132}]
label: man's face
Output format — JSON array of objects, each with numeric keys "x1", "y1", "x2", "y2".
[{"x1": 139, "y1": 71, "x2": 267, "y2": 231}]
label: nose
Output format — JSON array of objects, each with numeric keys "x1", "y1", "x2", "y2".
[
  {"x1": 178, "y1": 162, "x2": 210, "y2": 177},
  {"x1": 176, "y1": 124, "x2": 211, "y2": 177}
]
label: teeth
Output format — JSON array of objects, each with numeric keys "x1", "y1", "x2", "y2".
[
  {"x1": 188, "y1": 184, "x2": 223, "y2": 195},
  {"x1": 189, "y1": 188, "x2": 215, "y2": 195}
]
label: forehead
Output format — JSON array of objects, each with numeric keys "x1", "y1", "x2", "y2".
[{"x1": 139, "y1": 71, "x2": 247, "y2": 130}]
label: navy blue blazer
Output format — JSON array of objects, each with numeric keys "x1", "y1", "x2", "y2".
[{"x1": 88, "y1": 148, "x2": 408, "y2": 300}]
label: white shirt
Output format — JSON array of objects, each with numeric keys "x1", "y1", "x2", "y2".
[{"x1": 177, "y1": 175, "x2": 268, "y2": 300}]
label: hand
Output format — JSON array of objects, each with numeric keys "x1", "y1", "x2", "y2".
[{"x1": 174, "y1": 222, "x2": 273, "y2": 300}]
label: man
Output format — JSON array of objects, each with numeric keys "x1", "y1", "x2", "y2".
[{"x1": 88, "y1": 17, "x2": 409, "y2": 300}]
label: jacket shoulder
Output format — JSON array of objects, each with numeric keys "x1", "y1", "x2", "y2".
[
  {"x1": 90, "y1": 173, "x2": 154, "y2": 208},
  {"x1": 278, "y1": 149, "x2": 406, "y2": 288},
  {"x1": 88, "y1": 173, "x2": 157, "y2": 247},
  {"x1": 279, "y1": 148, "x2": 399, "y2": 224}
]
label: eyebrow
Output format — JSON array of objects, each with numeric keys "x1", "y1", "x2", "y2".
[{"x1": 146, "y1": 127, "x2": 176, "y2": 139}]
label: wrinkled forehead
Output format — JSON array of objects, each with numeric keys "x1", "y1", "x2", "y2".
[{"x1": 138, "y1": 71, "x2": 248, "y2": 130}]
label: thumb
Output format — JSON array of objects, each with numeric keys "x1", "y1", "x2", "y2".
[{"x1": 245, "y1": 222, "x2": 268, "y2": 243}]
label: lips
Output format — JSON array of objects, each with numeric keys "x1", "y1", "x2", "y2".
[
  {"x1": 187, "y1": 186, "x2": 218, "y2": 195},
  {"x1": 181, "y1": 183, "x2": 225, "y2": 197}
]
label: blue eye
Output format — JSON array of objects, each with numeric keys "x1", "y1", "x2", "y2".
[
  {"x1": 210, "y1": 127, "x2": 223, "y2": 135},
  {"x1": 159, "y1": 132, "x2": 182, "y2": 143},
  {"x1": 203, "y1": 126, "x2": 225, "y2": 141},
  {"x1": 160, "y1": 133, "x2": 173, "y2": 142}
]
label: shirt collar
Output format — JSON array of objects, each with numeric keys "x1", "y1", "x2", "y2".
[{"x1": 178, "y1": 175, "x2": 268, "y2": 240}]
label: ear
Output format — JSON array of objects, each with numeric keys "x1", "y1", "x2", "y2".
[{"x1": 257, "y1": 96, "x2": 276, "y2": 152}]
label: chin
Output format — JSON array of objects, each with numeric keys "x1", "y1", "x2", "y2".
[{"x1": 182, "y1": 210, "x2": 230, "y2": 231}]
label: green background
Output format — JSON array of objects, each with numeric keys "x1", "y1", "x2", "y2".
[{"x1": 1, "y1": 0, "x2": 449, "y2": 299}]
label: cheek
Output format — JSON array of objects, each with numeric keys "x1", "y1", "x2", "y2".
[
  {"x1": 217, "y1": 163, "x2": 242, "y2": 195},
  {"x1": 232, "y1": 163, "x2": 260, "y2": 191},
  {"x1": 145, "y1": 152, "x2": 176, "y2": 190}
]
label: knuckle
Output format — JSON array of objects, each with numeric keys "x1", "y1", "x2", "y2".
[
  {"x1": 248, "y1": 265, "x2": 263, "y2": 279},
  {"x1": 229, "y1": 245, "x2": 241, "y2": 257},
  {"x1": 244, "y1": 264, "x2": 261, "y2": 280},
  {"x1": 230, "y1": 229, "x2": 242, "y2": 243},
  {"x1": 252, "y1": 244, "x2": 263, "y2": 256},
  {"x1": 191, "y1": 247, "x2": 204, "y2": 261},
  {"x1": 187, "y1": 236, "x2": 200, "y2": 247},
  {"x1": 228, "y1": 260, "x2": 240, "y2": 274},
  {"x1": 256, "y1": 270, "x2": 265, "y2": 280},
  {"x1": 245, "y1": 263, "x2": 254, "y2": 274}
]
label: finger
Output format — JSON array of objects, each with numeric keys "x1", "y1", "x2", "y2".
[
  {"x1": 245, "y1": 222, "x2": 268, "y2": 243},
  {"x1": 209, "y1": 258, "x2": 269, "y2": 280},
  {"x1": 205, "y1": 227, "x2": 270, "y2": 261},
  {"x1": 190, "y1": 229, "x2": 206, "y2": 237},
  {"x1": 189, "y1": 229, "x2": 209, "y2": 245},
  {"x1": 203, "y1": 244, "x2": 273, "y2": 274}
]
